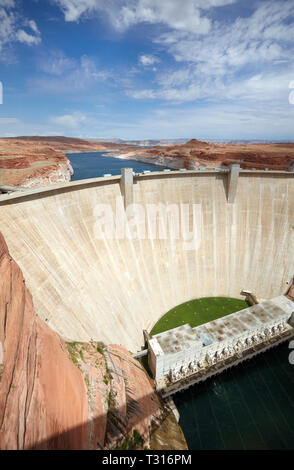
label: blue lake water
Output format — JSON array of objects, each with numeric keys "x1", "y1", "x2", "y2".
[{"x1": 67, "y1": 151, "x2": 164, "y2": 181}]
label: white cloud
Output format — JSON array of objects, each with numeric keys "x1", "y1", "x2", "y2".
[
  {"x1": 52, "y1": 0, "x2": 294, "y2": 110},
  {"x1": 32, "y1": 54, "x2": 109, "y2": 93},
  {"x1": 54, "y1": 0, "x2": 236, "y2": 34},
  {"x1": 0, "y1": 1, "x2": 41, "y2": 56},
  {"x1": 51, "y1": 112, "x2": 87, "y2": 128},
  {"x1": 126, "y1": 101, "x2": 294, "y2": 140},
  {"x1": 164, "y1": 1, "x2": 294, "y2": 70},
  {"x1": 16, "y1": 29, "x2": 41, "y2": 45},
  {"x1": 128, "y1": 1, "x2": 294, "y2": 105},
  {"x1": 113, "y1": 0, "x2": 211, "y2": 34},
  {"x1": 0, "y1": 5, "x2": 16, "y2": 50},
  {"x1": 0, "y1": 1, "x2": 15, "y2": 7},
  {"x1": 53, "y1": 0, "x2": 104, "y2": 22},
  {"x1": 129, "y1": 67, "x2": 294, "y2": 105},
  {"x1": 27, "y1": 19, "x2": 40, "y2": 35},
  {"x1": 39, "y1": 50, "x2": 77, "y2": 75},
  {"x1": 129, "y1": 89, "x2": 156, "y2": 99},
  {"x1": 139, "y1": 54, "x2": 159, "y2": 66}
]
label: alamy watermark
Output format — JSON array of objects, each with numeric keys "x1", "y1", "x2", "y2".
[
  {"x1": 0, "y1": 81, "x2": 2, "y2": 104},
  {"x1": 93, "y1": 197, "x2": 202, "y2": 251}
]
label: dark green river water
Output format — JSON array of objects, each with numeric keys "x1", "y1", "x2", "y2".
[{"x1": 174, "y1": 342, "x2": 294, "y2": 450}]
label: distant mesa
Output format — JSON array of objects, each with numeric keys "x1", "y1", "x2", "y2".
[{"x1": 186, "y1": 138, "x2": 208, "y2": 146}]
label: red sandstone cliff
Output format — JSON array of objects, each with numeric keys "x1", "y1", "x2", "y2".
[
  {"x1": 0, "y1": 232, "x2": 89, "y2": 449},
  {"x1": 0, "y1": 232, "x2": 185, "y2": 449},
  {"x1": 0, "y1": 140, "x2": 74, "y2": 188},
  {"x1": 119, "y1": 138, "x2": 294, "y2": 171}
]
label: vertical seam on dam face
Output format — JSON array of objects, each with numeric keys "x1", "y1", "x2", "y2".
[
  {"x1": 120, "y1": 167, "x2": 134, "y2": 210},
  {"x1": 0, "y1": 171, "x2": 293, "y2": 352},
  {"x1": 227, "y1": 164, "x2": 240, "y2": 203}
]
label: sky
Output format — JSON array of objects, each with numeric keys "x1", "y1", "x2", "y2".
[{"x1": 0, "y1": 0, "x2": 294, "y2": 140}]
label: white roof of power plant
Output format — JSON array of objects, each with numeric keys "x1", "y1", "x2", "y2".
[
  {"x1": 153, "y1": 323, "x2": 203, "y2": 355},
  {"x1": 150, "y1": 296, "x2": 294, "y2": 357}
]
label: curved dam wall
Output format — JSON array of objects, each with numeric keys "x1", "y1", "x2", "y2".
[{"x1": 0, "y1": 170, "x2": 293, "y2": 352}]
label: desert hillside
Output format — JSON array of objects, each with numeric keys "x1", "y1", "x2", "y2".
[
  {"x1": 127, "y1": 138, "x2": 294, "y2": 171},
  {"x1": 1, "y1": 136, "x2": 294, "y2": 190}
]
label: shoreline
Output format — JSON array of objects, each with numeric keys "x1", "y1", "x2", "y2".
[{"x1": 99, "y1": 150, "x2": 189, "y2": 170}]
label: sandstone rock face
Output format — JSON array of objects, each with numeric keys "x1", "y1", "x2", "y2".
[
  {"x1": 0, "y1": 231, "x2": 176, "y2": 449},
  {"x1": 123, "y1": 139, "x2": 294, "y2": 171},
  {"x1": 105, "y1": 344, "x2": 162, "y2": 449},
  {"x1": 0, "y1": 141, "x2": 74, "y2": 188},
  {"x1": 0, "y1": 231, "x2": 89, "y2": 449},
  {"x1": 20, "y1": 161, "x2": 74, "y2": 188},
  {"x1": 63, "y1": 342, "x2": 173, "y2": 450},
  {"x1": 150, "y1": 413, "x2": 187, "y2": 450}
]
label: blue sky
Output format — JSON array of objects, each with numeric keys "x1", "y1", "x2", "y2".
[{"x1": 0, "y1": 0, "x2": 294, "y2": 140}]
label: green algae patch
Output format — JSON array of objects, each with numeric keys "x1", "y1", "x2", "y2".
[{"x1": 151, "y1": 297, "x2": 248, "y2": 336}]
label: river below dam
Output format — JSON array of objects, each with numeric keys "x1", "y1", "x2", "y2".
[
  {"x1": 66, "y1": 151, "x2": 294, "y2": 450},
  {"x1": 174, "y1": 342, "x2": 294, "y2": 450}
]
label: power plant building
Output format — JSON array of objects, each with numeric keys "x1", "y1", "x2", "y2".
[{"x1": 148, "y1": 296, "x2": 294, "y2": 394}]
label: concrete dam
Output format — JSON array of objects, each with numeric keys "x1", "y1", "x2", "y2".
[{"x1": 0, "y1": 168, "x2": 293, "y2": 352}]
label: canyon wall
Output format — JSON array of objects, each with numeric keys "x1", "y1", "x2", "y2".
[
  {"x1": 0, "y1": 171, "x2": 293, "y2": 352},
  {"x1": 0, "y1": 232, "x2": 172, "y2": 449},
  {"x1": 0, "y1": 232, "x2": 88, "y2": 449}
]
